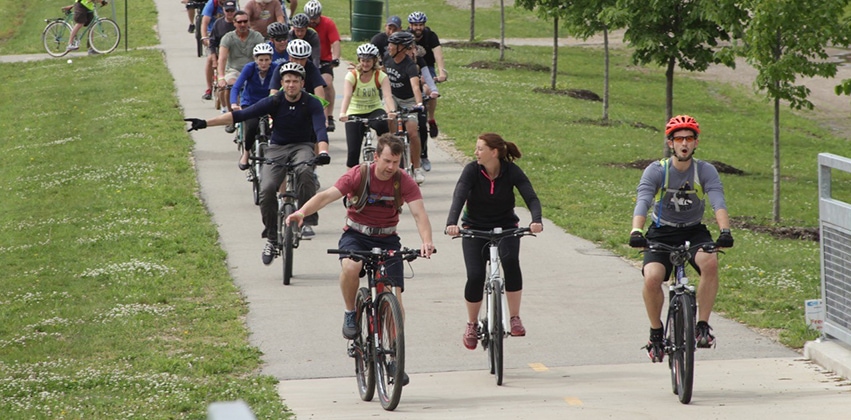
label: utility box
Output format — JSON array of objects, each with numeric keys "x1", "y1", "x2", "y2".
[{"x1": 818, "y1": 153, "x2": 851, "y2": 345}]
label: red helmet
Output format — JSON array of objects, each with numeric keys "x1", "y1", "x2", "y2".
[{"x1": 665, "y1": 115, "x2": 700, "y2": 137}]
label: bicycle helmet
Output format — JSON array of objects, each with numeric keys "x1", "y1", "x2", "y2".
[
  {"x1": 290, "y1": 13, "x2": 310, "y2": 29},
  {"x1": 665, "y1": 115, "x2": 701, "y2": 137},
  {"x1": 253, "y1": 43, "x2": 274, "y2": 57},
  {"x1": 407, "y1": 11, "x2": 427, "y2": 24},
  {"x1": 267, "y1": 22, "x2": 289, "y2": 38},
  {"x1": 356, "y1": 43, "x2": 379, "y2": 59},
  {"x1": 278, "y1": 62, "x2": 306, "y2": 79},
  {"x1": 388, "y1": 31, "x2": 415, "y2": 47},
  {"x1": 286, "y1": 39, "x2": 312, "y2": 59},
  {"x1": 303, "y1": 0, "x2": 322, "y2": 19}
]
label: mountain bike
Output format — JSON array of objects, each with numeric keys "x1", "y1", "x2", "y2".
[
  {"x1": 456, "y1": 227, "x2": 536, "y2": 386},
  {"x1": 43, "y1": 2, "x2": 120, "y2": 57},
  {"x1": 250, "y1": 153, "x2": 328, "y2": 285},
  {"x1": 235, "y1": 115, "x2": 271, "y2": 205},
  {"x1": 326, "y1": 247, "x2": 431, "y2": 411},
  {"x1": 642, "y1": 240, "x2": 721, "y2": 404},
  {"x1": 344, "y1": 115, "x2": 390, "y2": 163},
  {"x1": 185, "y1": 1, "x2": 206, "y2": 57},
  {"x1": 392, "y1": 107, "x2": 422, "y2": 178}
]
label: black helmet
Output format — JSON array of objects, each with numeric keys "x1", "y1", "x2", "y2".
[
  {"x1": 388, "y1": 31, "x2": 414, "y2": 47},
  {"x1": 267, "y1": 22, "x2": 289, "y2": 38},
  {"x1": 290, "y1": 13, "x2": 310, "y2": 29}
]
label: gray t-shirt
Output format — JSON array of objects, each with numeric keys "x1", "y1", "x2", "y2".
[
  {"x1": 221, "y1": 29, "x2": 265, "y2": 73},
  {"x1": 633, "y1": 158, "x2": 727, "y2": 227}
]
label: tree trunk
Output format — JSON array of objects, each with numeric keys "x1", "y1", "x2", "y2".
[
  {"x1": 469, "y1": 0, "x2": 475, "y2": 42},
  {"x1": 773, "y1": 95, "x2": 781, "y2": 223},
  {"x1": 664, "y1": 57, "x2": 675, "y2": 157},
  {"x1": 498, "y1": 0, "x2": 505, "y2": 61},
  {"x1": 551, "y1": 17, "x2": 558, "y2": 90},
  {"x1": 603, "y1": 26, "x2": 609, "y2": 121}
]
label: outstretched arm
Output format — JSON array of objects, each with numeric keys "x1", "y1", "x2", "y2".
[
  {"x1": 286, "y1": 186, "x2": 343, "y2": 227},
  {"x1": 407, "y1": 198, "x2": 435, "y2": 258}
]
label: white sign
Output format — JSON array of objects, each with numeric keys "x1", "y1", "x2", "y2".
[{"x1": 805, "y1": 299, "x2": 824, "y2": 331}]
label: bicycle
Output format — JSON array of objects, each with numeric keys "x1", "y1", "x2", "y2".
[
  {"x1": 640, "y1": 240, "x2": 721, "y2": 404},
  {"x1": 392, "y1": 106, "x2": 422, "y2": 178},
  {"x1": 250, "y1": 153, "x2": 328, "y2": 285},
  {"x1": 343, "y1": 115, "x2": 390, "y2": 163},
  {"x1": 185, "y1": 1, "x2": 206, "y2": 58},
  {"x1": 43, "y1": 1, "x2": 120, "y2": 57},
  {"x1": 326, "y1": 246, "x2": 431, "y2": 411},
  {"x1": 235, "y1": 115, "x2": 271, "y2": 205},
  {"x1": 456, "y1": 227, "x2": 536, "y2": 386}
]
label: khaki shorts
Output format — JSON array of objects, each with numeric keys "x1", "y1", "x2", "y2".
[{"x1": 224, "y1": 68, "x2": 241, "y2": 83}]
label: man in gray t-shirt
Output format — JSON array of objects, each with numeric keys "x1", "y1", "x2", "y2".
[
  {"x1": 218, "y1": 11, "x2": 265, "y2": 92},
  {"x1": 628, "y1": 114, "x2": 735, "y2": 364}
]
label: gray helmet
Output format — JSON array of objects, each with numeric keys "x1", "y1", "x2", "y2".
[
  {"x1": 286, "y1": 39, "x2": 312, "y2": 59},
  {"x1": 267, "y1": 22, "x2": 289, "y2": 38},
  {"x1": 278, "y1": 62, "x2": 306, "y2": 79},
  {"x1": 290, "y1": 13, "x2": 310, "y2": 29},
  {"x1": 388, "y1": 31, "x2": 414, "y2": 47},
  {"x1": 303, "y1": 0, "x2": 322, "y2": 19}
]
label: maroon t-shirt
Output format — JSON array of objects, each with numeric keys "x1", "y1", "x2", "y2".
[{"x1": 335, "y1": 163, "x2": 422, "y2": 228}]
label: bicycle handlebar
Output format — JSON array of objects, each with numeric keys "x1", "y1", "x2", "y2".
[
  {"x1": 186, "y1": 1, "x2": 206, "y2": 9},
  {"x1": 343, "y1": 115, "x2": 390, "y2": 124},
  {"x1": 455, "y1": 227, "x2": 535, "y2": 242},
  {"x1": 327, "y1": 247, "x2": 435, "y2": 263},
  {"x1": 248, "y1": 154, "x2": 329, "y2": 167},
  {"x1": 642, "y1": 241, "x2": 722, "y2": 265}
]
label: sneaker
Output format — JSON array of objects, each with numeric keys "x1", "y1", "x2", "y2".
[
  {"x1": 327, "y1": 116, "x2": 335, "y2": 132},
  {"x1": 202, "y1": 89, "x2": 212, "y2": 100},
  {"x1": 421, "y1": 157, "x2": 431, "y2": 172},
  {"x1": 509, "y1": 316, "x2": 526, "y2": 336},
  {"x1": 696, "y1": 321, "x2": 716, "y2": 348},
  {"x1": 300, "y1": 225, "x2": 315, "y2": 240},
  {"x1": 428, "y1": 120, "x2": 438, "y2": 138},
  {"x1": 646, "y1": 340, "x2": 665, "y2": 363},
  {"x1": 386, "y1": 361, "x2": 409, "y2": 386},
  {"x1": 87, "y1": 48, "x2": 100, "y2": 56},
  {"x1": 414, "y1": 168, "x2": 425, "y2": 185},
  {"x1": 188, "y1": 24, "x2": 195, "y2": 33},
  {"x1": 463, "y1": 322, "x2": 477, "y2": 350},
  {"x1": 225, "y1": 124, "x2": 236, "y2": 134},
  {"x1": 261, "y1": 241, "x2": 278, "y2": 265},
  {"x1": 342, "y1": 311, "x2": 357, "y2": 339},
  {"x1": 66, "y1": 41, "x2": 79, "y2": 51}
]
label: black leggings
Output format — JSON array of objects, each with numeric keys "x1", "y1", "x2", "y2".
[
  {"x1": 462, "y1": 235, "x2": 522, "y2": 303},
  {"x1": 344, "y1": 109, "x2": 389, "y2": 168},
  {"x1": 242, "y1": 117, "x2": 260, "y2": 153}
]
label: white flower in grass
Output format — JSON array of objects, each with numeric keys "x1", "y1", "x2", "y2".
[{"x1": 78, "y1": 259, "x2": 174, "y2": 279}]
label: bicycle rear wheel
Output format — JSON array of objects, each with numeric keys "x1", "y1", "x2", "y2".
[
  {"x1": 669, "y1": 294, "x2": 695, "y2": 404},
  {"x1": 43, "y1": 20, "x2": 72, "y2": 57},
  {"x1": 251, "y1": 141, "x2": 265, "y2": 206},
  {"x1": 280, "y1": 202, "x2": 296, "y2": 285},
  {"x1": 489, "y1": 281, "x2": 505, "y2": 386},
  {"x1": 353, "y1": 288, "x2": 375, "y2": 401},
  {"x1": 194, "y1": 12, "x2": 203, "y2": 57},
  {"x1": 88, "y1": 18, "x2": 120, "y2": 54},
  {"x1": 374, "y1": 292, "x2": 405, "y2": 411}
]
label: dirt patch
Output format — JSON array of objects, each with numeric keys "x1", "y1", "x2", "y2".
[
  {"x1": 443, "y1": 41, "x2": 504, "y2": 49},
  {"x1": 533, "y1": 87, "x2": 602, "y2": 101},
  {"x1": 465, "y1": 60, "x2": 547, "y2": 72}
]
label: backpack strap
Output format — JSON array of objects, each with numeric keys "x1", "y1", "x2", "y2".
[
  {"x1": 653, "y1": 158, "x2": 705, "y2": 227},
  {"x1": 346, "y1": 162, "x2": 371, "y2": 213},
  {"x1": 374, "y1": 70, "x2": 381, "y2": 90},
  {"x1": 351, "y1": 69, "x2": 382, "y2": 91},
  {"x1": 393, "y1": 171, "x2": 403, "y2": 214}
]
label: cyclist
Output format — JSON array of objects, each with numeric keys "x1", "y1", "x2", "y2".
[
  {"x1": 283, "y1": 134, "x2": 435, "y2": 349},
  {"x1": 407, "y1": 11, "x2": 447, "y2": 140},
  {"x1": 370, "y1": 15, "x2": 402, "y2": 63},
  {"x1": 180, "y1": 0, "x2": 196, "y2": 33},
  {"x1": 217, "y1": 10, "x2": 266, "y2": 132},
  {"x1": 266, "y1": 22, "x2": 289, "y2": 66},
  {"x1": 230, "y1": 43, "x2": 276, "y2": 170},
  {"x1": 242, "y1": 0, "x2": 285, "y2": 38},
  {"x1": 200, "y1": 0, "x2": 228, "y2": 100},
  {"x1": 185, "y1": 62, "x2": 331, "y2": 255},
  {"x1": 338, "y1": 43, "x2": 395, "y2": 168},
  {"x1": 444, "y1": 133, "x2": 543, "y2": 350},
  {"x1": 64, "y1": 0, "x2": 107, "y2": 53},
  {"x1": 303, "y1": 0, "x2": 341, "y2": 132},
  {"x1": 206, "y1": 2, "x2": 237, "y2": 104},
  {"x1": 383, "y1": 31, "x2": 425, "y2": 184},
  {"x1": 287, "y1": 13, "x2": 321, "y2": 67},
  {"x1": 407, "y1": 43, "x2": 440, "y2": 172},
  {"x1": 628, "y1": 115, "x2": 734, "y2": 362}
]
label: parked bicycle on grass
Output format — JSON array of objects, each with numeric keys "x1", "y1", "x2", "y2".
[
  {"x1": 43, "y1": 0, "x2": 120, "y2": 57},
  {"x1": 326, "y1": 246, "x2": 431, "y2": 410}
]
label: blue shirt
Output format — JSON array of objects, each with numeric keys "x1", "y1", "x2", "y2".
[
  {"x1": 230, "y1": 62, "x2": 274, "y2": 107},
  {"x1": 202, "y1": 0, "x2": 225, "y2": 33}
]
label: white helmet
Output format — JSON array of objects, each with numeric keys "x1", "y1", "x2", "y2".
[
  {"x1": 303, "y1": 0, "x2": 322, "y2": 19},
  {"x1": 286, "y1": 39, "x2": 312, "y2": 59},
  {"x1": 278, "y1": 62, "x2": 306, "y2": 79},
  {"x1": 253, "y1": 43, "x2": 274, "y2": 57},
  {"x1": 356, "y1": 43, "x2": 379, "y2": 58}
]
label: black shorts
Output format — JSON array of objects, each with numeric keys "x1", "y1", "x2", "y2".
[
  {"x1": 319, "y1": 61, "x2": 334, "y2": 77},
  {"x1": 73, "y1": 3, "x2": 94, "y2": 26},
  {"x1": 642, "y1": 224, "x2": 714, "y2": 280},
  {"x1": 337, "y1": 229, "x2": 405, "y2": 290}
]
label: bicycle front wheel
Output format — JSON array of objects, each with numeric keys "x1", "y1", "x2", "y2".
[
  {"x1": 43, "y1": 21, "x2": 72, "y2": 57},
  {"x1": 88, "y1": 18, "x2": 120, "y2": 54},
  {"x1": 669, "y1": 293, "x2": 696, "y2": 404},
  {"x1": 251, "y1": 141, "x2": 265, "y2": 206},
  {"x1": 280, "y1": 202, "x2": 296, "y2": 285},
  {"x1": 489, "y1": 282, "x2": 505, "y2": 386},
  {"x1": 375, "y1": 292, "x2": 405, "y2": 411},
  {"x1": 354, "y1": 287, "x2": 375, "y2": 401}
]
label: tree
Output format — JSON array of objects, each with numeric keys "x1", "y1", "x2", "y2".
[
  {"x1": 737, "y1": 0, "x2": 851, "y2": 223},
  {"x1": 469, "y1": 0, "x2": 476, "y2": 42},
  {"x1": 614, "y1": 0, "x2": 737, "y2": 154}
]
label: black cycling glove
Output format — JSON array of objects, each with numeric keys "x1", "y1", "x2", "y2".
[
  {"x1": 184, "y1": 118, "x2": 207, "y2": 132},
  {"x1": 629, "y1": 231, "x2": 647, "y2": 248},
  {"x1": 315, "y1": 152, "x2": 330, "y2": 165},
  {"x1": 716, "y1": 229, "x2": 734, "y2": 248}
]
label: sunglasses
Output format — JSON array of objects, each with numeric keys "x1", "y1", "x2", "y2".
[
  {"x1": 671, "y1": 135, "x2": 696, "y2": 143},
  {"x1": 273, "y1": 37, "x2": 287, "y2": 42},
  {"x1": 235, "y1": 20, "x2": 249, "y2": 24}
]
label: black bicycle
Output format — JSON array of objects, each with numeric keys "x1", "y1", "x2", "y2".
[
  {"x1": 456, "y1": 227, "x2": 535, "y2": 385},
  {"x1": 185, "y1": 1, "x2": 206, "y2": 57},
  {"x1": 343, "y1": 115, "x2": 390, "y2": 163},
  {"x1": 326, "y1": 247, "x2": 431, "y2": 411},
  {"x1": 250, "y1": 154, "x2": 328, "y2": 285},
  {"x1": 236, "y1": 115, "x2": 271, "y2": 205},
  {"x1": 391, "y1": 106, "x2": 422, "y2": 178},
  {"x1": 642, "y1": 240, "x2": 721, "y2": 404}
]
